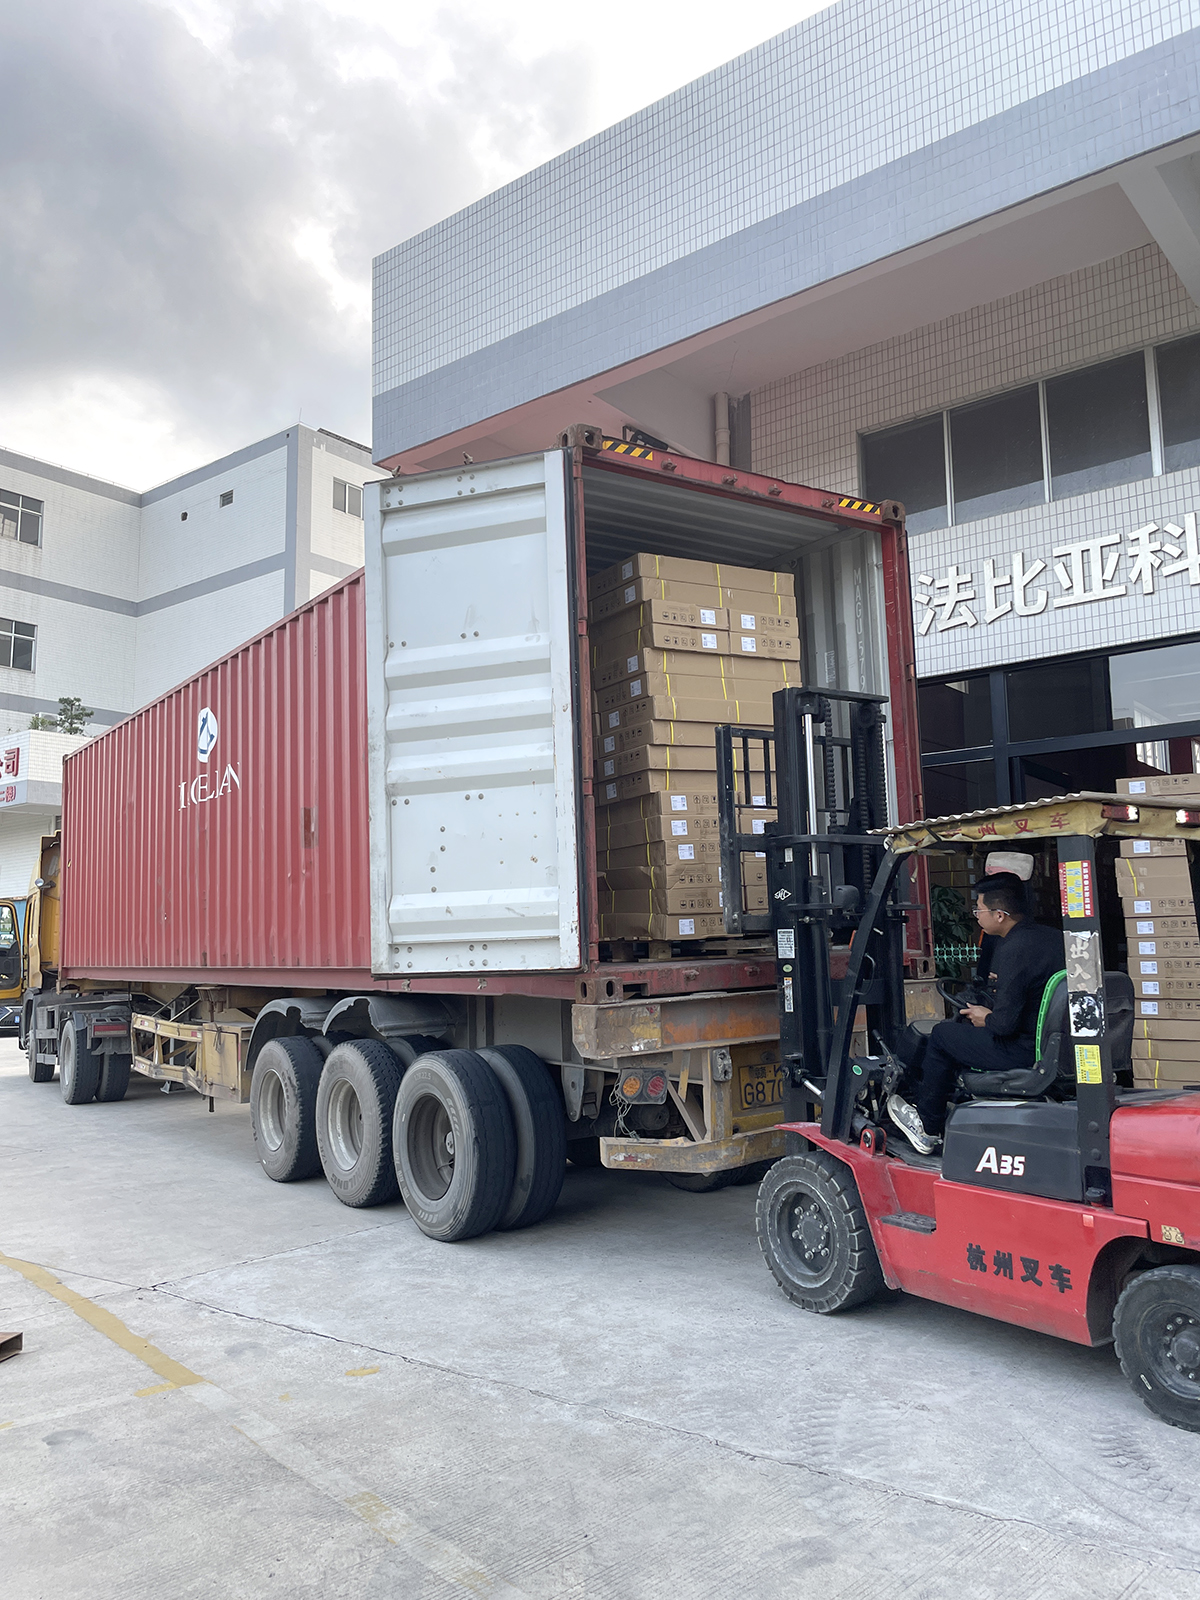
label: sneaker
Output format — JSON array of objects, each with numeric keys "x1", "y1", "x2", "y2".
[{"x1": 887, "y1": 1092, "x2": 941, "y2": 1156}]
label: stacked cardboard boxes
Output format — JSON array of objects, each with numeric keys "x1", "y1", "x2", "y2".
[
  {"x1": 589, "y1": 553, "x2": 799, "y2": 944},
  {"x1": 1111, "y1": 813, "x2": 1200, "y2": 1087}
]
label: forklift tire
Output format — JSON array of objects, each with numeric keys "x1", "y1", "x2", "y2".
[
  {"x1": 392, "y1": 1050, "x2": 515, "y2": 1242},
  {"x1": 59, "y1": 1015, "x2": 101, "y2": 1105},
  {"x1": 95, "y1": 1053, "x2": 132, "y2": 1103},
  {"x1": 315, "y1": 1039, "x2": 402, "y2": 1208},
  {"x1": 250, "y1": 1037, "x2": 325, "y2": 1182},
  {"x1": 1114, "y1": 1264, "x2": 1200, "y2": 1433},
  {"x1": 756, "y1": 1152, "x2": 885, "y2": 1314},
  {"x1": 477, "y1": 1046, "x2": 566, "y2": 1230}
]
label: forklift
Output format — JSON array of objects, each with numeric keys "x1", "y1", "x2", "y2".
[{"x1": 718, "y1": 686, "x2": 1200, "y2": 1433}]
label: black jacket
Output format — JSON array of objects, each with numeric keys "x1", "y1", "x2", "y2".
[{"x1": 984, "y1": 919, "x2": 1063, "y2": 1042}]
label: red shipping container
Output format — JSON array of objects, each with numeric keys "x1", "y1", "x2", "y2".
[{"x1": 61, "y1": 573, "x2": 375, "y2": 987}]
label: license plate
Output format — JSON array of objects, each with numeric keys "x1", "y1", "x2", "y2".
[{"x1": 736, "y1": 1061, "x2": 784, "y2": 1112}]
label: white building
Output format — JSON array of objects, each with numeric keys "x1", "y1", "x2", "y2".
[{"x1": 0, "y1": 424, "x2": 377, "y2": 895}]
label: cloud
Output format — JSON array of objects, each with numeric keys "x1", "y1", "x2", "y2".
[{"x1": 0, "y1": 0, "x2": 589, "y2": 485}]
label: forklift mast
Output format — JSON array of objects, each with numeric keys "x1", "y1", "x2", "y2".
[{"x1": 717, "y1": 686, "x2": 912, "y2": 1133}]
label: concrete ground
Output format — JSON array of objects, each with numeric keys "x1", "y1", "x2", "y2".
[{"x1": 2, "y1": 1040, "x2": 1199, "y2": 1599}]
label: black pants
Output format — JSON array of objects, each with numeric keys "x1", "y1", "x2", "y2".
[{"x1": 914, "y1": 1019, "x2": 1035, "y2": 1135}]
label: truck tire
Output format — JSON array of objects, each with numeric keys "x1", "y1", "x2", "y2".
[
  {"x1": 477, "y1": 1046, "x2": 566, "y2": 1230},
  {"x1": 315, "y1": 1039, "x2": 403, "y2": 1208},
  {"x1": 250, "y1": 1037, "x2": 324, "y2": 1182},
  {"x1": 95, "y1": 1053, "x2": 132, "y2": 1103},
  {"x1": 1114, "y1": 1264, "x2": 1200, "y2": 1433},
  {"x1": 27, "y1": 1028, "x2": 53, "y2": 1083},
  {"x1": 392, "y1": 1049, "x2": 515, "y2": 1242},
  {"x1": 59, "y1": 1015, "x2": 101, "y2": 1105},
  {"x1": 756, "y1": 1153, "x2": 885, "y2": 1314}
]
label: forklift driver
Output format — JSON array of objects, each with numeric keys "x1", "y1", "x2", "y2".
[{"x1": 887, "y1": 881, "x2": 1062, "y2": 1155}]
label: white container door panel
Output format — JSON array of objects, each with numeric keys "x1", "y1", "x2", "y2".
[{"x1": 365, "y1": 453, "x2": 582, "y2": 974}]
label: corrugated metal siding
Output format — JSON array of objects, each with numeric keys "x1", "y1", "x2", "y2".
[{"x1": 60, "y1": 574, "x2": 372, "y2": 981}]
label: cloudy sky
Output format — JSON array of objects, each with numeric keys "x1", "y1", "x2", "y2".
[{"x1": 1, "y1": 0, "x2": 824, "y2": 489}]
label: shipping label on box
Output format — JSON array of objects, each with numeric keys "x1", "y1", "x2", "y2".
[{"x1": 590, "y1": 598, "x2": 731, "y2": 634}]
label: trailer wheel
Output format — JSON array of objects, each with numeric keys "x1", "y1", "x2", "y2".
[
  {"x1": 1114, "y1": 1264, "x2": 1200, "y2": 1433},
  {"x1": 95, "y1": 1052, "x2": 132, "y2": 1103},
  {"x1": 392, "y1": 1050, "x2": 515, "y2": 1242},
  {"x1": 756, "y1": 1153, "x2": 885, "y2": 1314},
  {"x1": 477, "y1": 1046, "x2": 566, "y2": 1230},
  {"x1": 316, "y1": 1040, "x2": 403, "y2": 1208},
  {"x1": 59, "y1": 1015, "x2": 101, "y2": 1105},
  {"x1": 27, "y1": 1028, "x2": 53, "y2": 1083},
  {"x1": 250, "y1": 1037, "x2": 324, "y2": 1182}
]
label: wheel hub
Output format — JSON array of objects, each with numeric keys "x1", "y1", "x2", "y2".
[
  {"x1": 792, "y1": 1199, "x2": 830, "y2": 1261},
  {"x1": 445, "y1": 1131, "x2": 455, "y2": 1158},
  {"x1": 1165, "y1": 1315, "x2": 1200, "y2": 1382}
]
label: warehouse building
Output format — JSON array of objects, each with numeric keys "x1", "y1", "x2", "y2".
[
  {"x1": 372, "y1": 0, "x2": 1200, "y2": 814},
  {"x1": 0, "y1": 424, "x2": 375, "y2": 893}
]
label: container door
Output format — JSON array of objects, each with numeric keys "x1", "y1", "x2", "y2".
[{"x1": 364, "y1": 452, "x2": 581, "y2": 975}]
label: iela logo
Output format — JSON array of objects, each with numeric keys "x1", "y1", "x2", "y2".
[
  {"x1": 179, "y1": 704, "x2": 240, "y2": 811},
  {"x1": 197, "y1": 706, "x2": 219, "y2": 763}
]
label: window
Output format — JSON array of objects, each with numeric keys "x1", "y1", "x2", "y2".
[
  {"x1": 1045, "y1": 353, "x2": 1151, "y2": 500},
  {"x1": 333, "y1": 479, "x2": 363, "y2": 518},
  {"x1": 0, "y1": 490, "x2": 43, "y2": 546},
  {"x1": 918, "y1": 674, "x2": 992, "y2": 754},
  {"x1": 1006, "y1": 657, "x2": 1109, "y2": 743},
  {"x1": 1156, "y1": 332, "x2": 1200, "y2": 474},
  {"x1": 0, "y1": 619, "x2": 35, "y2": 671},
  {"x1": 1110, "y1": 639, "x2": 1200, "y2": 730},
  {"x1": 219, "y1": 490, "x2": 234, "y2": 508},
  {"x1": 949, "y1": 386, "x2": 1043, "y2": 522},
  {"x1": 861, "y1": 416, "x2": 946, "y2": 534}
]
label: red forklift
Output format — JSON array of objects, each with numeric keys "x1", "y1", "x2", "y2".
[{"x1": 718, "y1": 688, "x2": 1200, "y2": 1432}]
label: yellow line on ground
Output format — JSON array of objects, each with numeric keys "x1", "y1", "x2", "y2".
[{"x1": 0, "y1": 1251, "x2": 205, "y2": 1391}]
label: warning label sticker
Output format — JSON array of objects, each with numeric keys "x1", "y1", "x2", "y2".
[
  {"x1": 1075, "y1": 1043, "x2": 1103, "y2": 1084},
  {"x1": 1059, "y1": 859, "x2": 1094, "y2": 919}
]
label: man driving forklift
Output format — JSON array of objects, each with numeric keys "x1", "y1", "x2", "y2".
[{"x1": 888, "y1": 853, "x2": 1062, "y2": 1154}]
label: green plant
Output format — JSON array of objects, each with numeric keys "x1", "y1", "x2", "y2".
[
  {"x1": 28, "y1": 713, "x2": 56, "y2": 730},
  {"x1": 29, "y1": 696, "x2": 94, "y2": 735}
]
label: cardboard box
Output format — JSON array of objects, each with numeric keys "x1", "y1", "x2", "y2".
[
  {"x1": 594, "y1": 802, "x2": 772, "y2": 850},
  {"x1": 600, "y1": 884, "x2": 768, "y2": 916},
  {"x1": 1118, "y1": 896, "x2": 1196, "y2": 917},
  {"x1": 590, "y1": 577, "x2": 794, "y2": 624},
  {"x1": 590, "y1": 598, "x2": 730, "y2": 634},
  {"x1": 1132, "y1": 1015, "x2": 1200, "y2": 1040},
  {"x1": 598, "y1": 718, "x2": 723, "y2": 755},
  {"x1": 595, "y1": 624, "x2": 732, "y2": 681},
  {"x1": 1133, "y1": 1064, "x2": 1200, "y2": 1090},
  {"x1": 600, "y1": 836, "x2": 727, "y2": 868},
  {"x1": 1128, "y1": 935, "x2": 1200, "y2": 956},
  {"x1": 595, "y1": 664, "x2": 797, "y2": 713},
  {"x1": 729, "y1": 609, "x2": 799, "y2": 638},
  {"x1": 601, "y1": 859, "x2": 766, "y2": 891},
  {"x1": 589, "y1": 552, "x2": 796, "y2": 600},
  {"x1": 1134, "y1": 977, "x2": 1200, "y2": 1000},
  {"x1": 1137, "y1": 998, "x2": 1200, "y2": 1020},
  {"x1": 592, "y1": 639, "x2": 789, "y2": 688},
  {"x1": 1126, "y1": 916, "x2": 1200, "y2": 937},
  {"x1": 1120, "y1": 838, "x2": 1189, "y2": 857},
  {"x1": 596, "y1": 766, "x2": 772, "y2": 805},
  {"x1": 598, "y1": 694, "x2": 775, "y2": 731},
  {"x1": 1131, "y1": 956, "x2": 1200, "y2": 977},
  {"x1": 599, "y1": 911, "x2": 728, "y2": 941},
  {"x1": 1118, "y1": 774, "x2": 1200, "y2": 797},
  {"x1": 1114, "y1": 855, "x2": 1193, "y2": 884},
  {"x1": 1133, "y1": 1035, "x2": 1200, "y2": 1062},
  {"x1": 729, "y1": 631, "x2": 800, "y2": 662},
  {"x1": 596, "y1": 785, "x2": 723, "y2": 818},
  {"x1": 595, "y1": 740, "x2": 770, "y2": 781}
]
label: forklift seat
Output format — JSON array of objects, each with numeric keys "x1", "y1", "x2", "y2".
[{"x1": 959, "y1": 970, "x2": 1134, "y2": 1100}]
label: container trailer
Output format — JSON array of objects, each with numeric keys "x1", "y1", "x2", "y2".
[{"x1": 19, "y1": 429, "x2": 926, "y2": 1240}]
